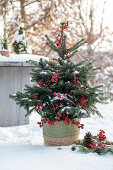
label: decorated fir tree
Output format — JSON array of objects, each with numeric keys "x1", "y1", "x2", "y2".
[
  {"x1": 12, "y1": 23, "x2": 32, "y2": 54},
  {"x1": 0, "y1": 29, "x2": 10, "y2": 51},
  {"x1": 10, "y1": 21, "x2": 107, "y2": 128}
]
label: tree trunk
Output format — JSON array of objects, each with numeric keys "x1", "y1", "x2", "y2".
[{"x1": 19, "y1": 0, "x2": 26, "y2": 26}]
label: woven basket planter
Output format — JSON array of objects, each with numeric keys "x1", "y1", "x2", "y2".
[
  {"x1": 43, "y1": 118, "x2": 80, "y2": 146},
  {"x1": 0, "y1": 51, "x2": 11, "y2": 57}
]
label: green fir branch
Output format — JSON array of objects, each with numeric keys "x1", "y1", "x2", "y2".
[
  {"x1": 69, "y1": 39, "x2": 87, "y2": 52},
  {"x1": 45, "y1": 35, "x2": 58, "y2": 52}
]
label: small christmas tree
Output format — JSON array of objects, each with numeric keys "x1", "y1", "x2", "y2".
[
  {"x1": 12, "y1": 23, "x2": 32, "y2": 54},
  {"x1": 0, "y1": 29, "x2": 10, "y2": 51},
  {"x1": 10, "y1": 21, "x2": 107, "y2": 128}
]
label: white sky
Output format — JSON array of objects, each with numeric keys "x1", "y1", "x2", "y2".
[{"x1": 104, "y1": 0, "x2": 113, "y2": 31}]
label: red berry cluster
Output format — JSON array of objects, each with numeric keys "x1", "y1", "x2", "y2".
[
  {"x1": 52, "y1": 101, "x2": 66, "y2": 111},
  {"x1": 52, "y1": 93, "x2": 67, "y2": 111},
  {"x1": 37, "y1": 80, "x2": 49, "y2": 89},
  {"x1": 37, "y1": 119, "x2": 58, "y2": 127},
  {"x1": 89, "y1": 130, "x2": 112, "y2": 151},
  {"x1": 32, "y1": 95, "x2": 40, "y2": 100},
  {"x1": 64, "y1": 115, "x2": 84, "y2": 129},
  {"x1": 37, "y1": 81, "x2": 43, "y2": 86},
  {"x1": 53, "y1": 92, "x2": 67, "y2": 98},
  {"x1": 71, "y1": 119, "x2": 84, "y2": 129},
  {"x1": 89, "y1": 144, "x2": 97, "y2": 149},
  {"x1": 97, "y1": 129, "x2": 106, "y2": 141},
  {"x1": 37, "y1": 112, "x2": 84, "y2": 129},
  {"x1": 57, "y1": 111, "x2": 62, "y2": 117},
  {"x1": 69, "y1": 96, "x2": 89, "y2": 110},
  {"x1": 80, "y1": 98, "x2": 88, "y2": 104},
  {"x1": 55, "y1": 111, "x2": 62, "y2": 120},
  {"x1": 55, "y1": 113, "x2": 84, "y2": 128},
  {"x1": 73, "y1": 76, "x2": 81, "y2": 85},
  {"x1": 56, "y1": 21, "x2": 69, "y2": 49},
  {"x1": 80, "y1": 105, "x2": 88, "y2": 110},
  {"x1": 32, "y1": 95, "x2": 43, "y2": 111},
  {"x1": 89, "y1": 142, "x2": 107, "y2": 150},
  {"x1": 52, "y1": 103, "x2": 59, "y2": 111},
  {"x1": 51, "y1": 71, "x2": 61, "y2": 83},
  {"x1": 37, "y1": 103, "x2": 43, "y2": 111},
  {"x1": 79, "y1": 95, "x2": 89, "y2": 110},
  {"x1": 65, "y1": 49, "x2": 70, "y2": 59},
  {"x1": 45, "y1": 77, "x2": 51, "y2": 83},
  {"x1": 106, "y1": 141, "x2": 112, "y2": 145},
  {"x1": 98, "y1": 142, "x2": 106, "y2": 149}
]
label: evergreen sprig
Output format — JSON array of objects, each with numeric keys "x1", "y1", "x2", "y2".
[
  {"x1": 0, "y1": 29, "x2": 10, "y2": 50},
  {"x1": 72, "y1": 130, "x2": 113, "y2": 155},
  {"x1": 12, "y1": 25, "x2": 30, "y2": 54}
]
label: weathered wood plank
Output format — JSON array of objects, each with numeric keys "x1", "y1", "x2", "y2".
[{"x1": 0, "y1": 67, "x2": 34, "y2": 127}]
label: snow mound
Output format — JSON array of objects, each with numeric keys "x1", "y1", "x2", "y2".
[{"x1": 0, "y1": 54, "x2": 49, "y2": 62}]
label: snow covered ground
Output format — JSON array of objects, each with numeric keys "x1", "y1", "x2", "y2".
[{"x1": 0, "y1": 102, "x2": 113, "y2": 170}]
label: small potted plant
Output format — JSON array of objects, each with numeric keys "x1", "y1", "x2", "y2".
[
  {"x1": 12, "y1": 23, "x2": 32, "y2": 54},
  {"x1": 0, "y1": 29, "x2": 11, "y2": 57},
  {"x1": 10, "y1": 21, "x2": 107, "y2": 146}
]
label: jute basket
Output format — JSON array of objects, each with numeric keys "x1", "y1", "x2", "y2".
[
  {"x1": 0, "y1": 51, "x2": 11, "y2": 57},
  {"x1": 43, "y1": 118, "x2": 80, "y2": 146}
]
